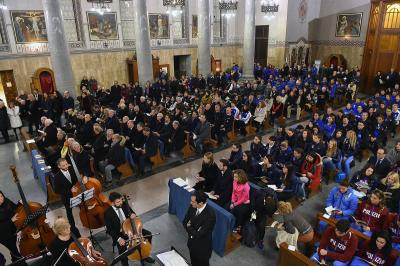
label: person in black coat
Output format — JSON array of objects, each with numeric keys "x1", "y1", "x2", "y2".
[
  {"x1": 104, "y1": 110, "x2": 121, "y2": 134},
  {"x1": 183, "y1": 190, "x2": 216, "y2": 266},
  {"x1": 41, "y1": 119, "x2": 58, "y2": 147},
  {"x1": 104, "y1": 192, "x2": 155, "y2": 266},
  {"x1": 136, "y1": 127, "x2": 158, "y2": 176},
  {"x1": 71, "y1": 142, "x2": 93, "y2": 177},
  {"x1": 26, "y1": 94, "x2": 41, "y2": 134},
  {"x1": 99, "y1": 134, "x2": 126, "y2": 184},
  {"x1": 253, "y1": 188, "x2": 277, "y2": 249},
  {"x1": 170, "y1": 120, "x2": 185, "y2": 152},
  {"x1": 194, "y1": 152, "x2": 220, "y2": 192},
  {"x1": 0, "y1": 101, "x2": 10, "y2": 143},
  {"x1": 77, "y1": 114, "x2": 94, "y2": 145},
  {"x1": 366, "y1": 148, "x2": 391, "y2": 180},
  {"x1": 53, "y1": 158, "x2": 81, "y2": 237},
  {"x1": 0, "y1": 191, "x2": 26, "y2": 265},
  {"x1": 110, "y1": 81, "x2": 122, "y2": 107},
  {"x1": 210, "y1": 159, "x2": 233, "y2": 208}
]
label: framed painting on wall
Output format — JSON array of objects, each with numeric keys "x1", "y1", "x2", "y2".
[
  {"x1": 335, "y1": 13, "x2": 363, "y2": 37},
  {"x1": 192, "y1": 15, "x2": 198, "y2": 38},
  {"x1": 11, "y1": 11, "x2": 48, "y2": 44},
  {"x1": 87, "y1": 12, "x2": 119, "y2": 40},
  {"x1": 149, "y1": 14, "x2": 169, "y2": 39}
]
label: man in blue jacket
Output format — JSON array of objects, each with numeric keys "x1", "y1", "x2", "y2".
[{"x1": 318, "y1": 180, "x2": 359, "y2": 232}]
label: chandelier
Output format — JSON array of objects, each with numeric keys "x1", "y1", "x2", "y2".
[
  {"x1": 163, "y1": 0, "x2": 185, "y2": 16},
  {"x1": 219, "y1": 0, "x2": 238, "y2": 18},
  {"x1": 0, "y1": 0, "x2": 7, "y2": 10},
  {"x1": 88, "y1": 0, "x2": 112, "y2": 15},
  {"x1": 261, "y1": 0, "x2": 279, "y2": 20}
]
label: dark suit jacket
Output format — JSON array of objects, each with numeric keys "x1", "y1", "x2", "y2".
[
  {"x1": 43, "y1": 124, "x2": 58, "y2": 147},
  {"x1": 106, "y1": 141, "x2": 126, "y2": 167},
  {"x1": 144, "y1": 133, "x2": 158, "y2": 157},
  {"x1": 104, "y1": 204, "x2": 134, "y2": 244},
  {"x1": 213, "y1": 169, "x2": 233, "y2": 207},
  {"x1": 367, "y1": 156, "x2": 391, "y2": 179},
  {"x1": 183, "y1": 204, "x2": 216, "y2": 259},
  {"x1": 171, "y1": 126, "x2": 185, "y2": 151},
  {"x1": 194, "y1": 122, "x2": 210, "y2": 141},
  {"x1": 53, "y1": 167, "x2": 78, "y2": 206}
]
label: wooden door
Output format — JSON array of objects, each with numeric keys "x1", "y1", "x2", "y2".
[
  {"x1": 255, "y1": 25, "x2": 269, "y2": 66},
  {"x1": 0, "y1": 70, "x2": 17, "y2": 104}
]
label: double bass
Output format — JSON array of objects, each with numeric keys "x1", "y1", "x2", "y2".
[
  {"x1": 121, "y1": 195, "x2": 152, "y2": 262},
  {"x1": 68, "y1": 234, "x2": 108, "y2": 266},
  {"x1": 71, "y1": 175, "x2": 111, "y2": 229},
  {"x1": 9, "y1": 165, "x2": 55, "y2": 257}
]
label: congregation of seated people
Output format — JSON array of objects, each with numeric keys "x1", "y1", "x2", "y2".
[{"x1": 2, "y1": 63, "x2": 400, "y2": 265}]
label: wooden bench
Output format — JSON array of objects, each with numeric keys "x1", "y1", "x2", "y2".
[
  {"x1": 224, "y1": 232, "x2": 242, "y2": 255},
  {"x1": 227, "y1": 120, "x2": 237, "y2": 141},
  {"x1": 361, "y1": 148, "x2": 370, "y2": 160},
  {"x1": 278, "y1": 242, "x2": 318, "y2": 266},
  {"x1": 300, "y1": 110, "x2": 308, "y2": 120},
  {"x1": 149, "y1": 149, "x2": 166, "y2": 168},
  {"x1": 278, "y1": 115, "x2": 286, "y2": 127},
  {"x1": 46, "y1": 174, "x2": 61, "y2": 204},
  {"x1": 264, "y1": 113, "x2": 273, "y2": 130},
  {"x1": 117, "y1": 162, "x2": 134, "y2": 180},
  {"x1": 20, "y1": 128, "x2": 37, "y2": 153},
  {"x1": 182, "y1": 131, "x2": 195, "y2": 159},
  {"x1": 245, "y1": 119, "x2": 257, "y2": 136},
  {"x1": 204, "y1": 138, "x2": 218, "y2": 149}
]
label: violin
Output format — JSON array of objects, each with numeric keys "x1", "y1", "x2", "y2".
[
  {"x1": 68, "y1": 234, "x2": 108, "y2": 266},
  {"x1": 9, "y1": 165, "x2": 55, "y2": 257},
  {"x1": 71, "y1": 175, "x2": 111, "y2": 229},
  {"x1": 121, "y1": 195, "x2": 152, "y2": 262}
]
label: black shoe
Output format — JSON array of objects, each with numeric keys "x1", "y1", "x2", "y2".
[{"x1": 143, "y1": 257, "x2": 155, "y2": 264}]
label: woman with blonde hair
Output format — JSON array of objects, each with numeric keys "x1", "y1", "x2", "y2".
[
  {"x1": 194, "y1": 152, "x2": 219, "y2": 192},
  {"x1": 323, "y1": 139, "x2": 342, "y2": 183},
  {"x1": 378, "y1": 171, "x2": 400, "y2": 212},
  {"x1": 254, "y1": 101, "x2": 267, "y2": 131},
  {"x1": 341, "y1": 130, "x2": 358, "y2": 178},
  {"x1": 272, "y1": 201, "x2": 314, "y2": 249}
]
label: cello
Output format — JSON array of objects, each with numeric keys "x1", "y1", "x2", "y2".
[
  {"x1": 121, "y1": 195, "x2": 152, "y2": 262},
  {"x1": 68, "y1": 234, "x2": 108, "y2": 266},
  {"x1": 71, "y1": 175, "x2": 111, "y2": 229},
  {"x1": 9, "y1": 165, "x2": 55, "y2": 257}
]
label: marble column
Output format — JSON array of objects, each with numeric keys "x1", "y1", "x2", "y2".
[
  {"x1": 198, "y1": 0, "x2": 211, "y2": 76},
  {"x1": 242, "y1": 0, "x2": 256, "y2": 79},
  {"x1": 133, "y1": 0, "x2": 153, "y2": 84},
  {"x1": 42, "y1": 0, "x2": 76, "y2": 98}
]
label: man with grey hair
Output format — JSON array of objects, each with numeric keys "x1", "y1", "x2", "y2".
[{"x1": 99, "y1": 134, "x2": 126, "y2": 186}]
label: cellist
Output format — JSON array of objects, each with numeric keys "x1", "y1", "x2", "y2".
[
  {"x1": 104, "y1": 192, "x2": 155, "y2": 266},
  {"x1": 0, "y1": 191, "x2": 27, "y2": 266},
  {"x1": 48, "y1": 217, "x2": 102, "y2": 266}
]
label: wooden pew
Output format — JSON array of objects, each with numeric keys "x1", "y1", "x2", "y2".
[
  {"x1": 245, "y1": 119, "x2": 257, "y2": 136},
  {"x1": 117, "y1": 162, "x2": 134, "y2": 180},
  {"x1": 224, "y1": 233, "x2": 242, "y2": 255},
  {"x1": 361, "y1": 148, "x2": 370, "y2": 160},
  {"x1": 227, "y1": 120, "x2": 237, "y2": 141},
  {"x1": 278, "y1": 115, "x2": 286, "y2": 127},
  {"x1": 20, "y1": 127, "x2": 37, "y2": 153},
  {"x1": 278, "y1": 242, "x2": 318, "y2": 266},
  {"x1": 46, "y1": 174, "x2": 61, "y2": 204},
  {"x1": 182, "y1": 131, "x2": 195, "y2": 159},
  {"x1": 149, "y1": 149, "x2": 166, "y2": 168}
]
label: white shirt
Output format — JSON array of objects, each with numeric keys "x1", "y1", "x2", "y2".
[
  {"x1": 61, "y1": 169, "x2": 72, "y2": 184},
  {"x1": 112, "y1": 206, "x2": 126, "y2": 222},
  {"x1": 196, "y1": 203, "x2": 207, "y2": 216}
]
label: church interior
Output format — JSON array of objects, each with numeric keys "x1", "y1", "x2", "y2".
[{"x1": 0, "y1": 0, "x2": 400, "y2": 265}]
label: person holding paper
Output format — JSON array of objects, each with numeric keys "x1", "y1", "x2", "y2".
[
  {"x1": 311, "y1": 219, "x2": 358, "y2": 266},
  {"x1": 350, "y1": 231, "x2": 397, "y2": 266},
  {"x1": 273, "y1": 201, "x2": 313, "y2": 249},
  {"x1": 319, "y1": 180, "x2": 359, "y2": 233},
  {"x1": 194, "y1": 152, "x2": 219, "y2": 192},
  {"x1": 210, "y1": 159, "x2": 233, "y2": 208},
  {"x1": 183, "y1": 190, "x2": 216, "y2": 266},
  {"x1": 53, "y1": 158, "x2": 81, "y2": 238},
  {"x1": 353, "y1": 190, "x2": 389, "y2": 237}
]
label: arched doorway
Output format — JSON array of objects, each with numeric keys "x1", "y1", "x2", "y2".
[{"x1": 31, "y1": 68, "x2": 56, "y2": 94}]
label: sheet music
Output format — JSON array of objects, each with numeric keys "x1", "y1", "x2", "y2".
[
  {"x1": 205, "y1": 192, "x2": 217, "y2": 200},
  {"x1": 157, "y1": 250, "x2": 189, "y2": 266},
  {"x1": 325, "y1": 206, "x2": 337, "y2": 216},
  {"x1": 26, "y1": 139, "x2": 35, "y2": 144},
  {"x1": 173, "y1": 178, "x2": 188, "y2": 187},
  {"x1": 353, "y1": 190, "x2": 366, "y2": 198}
]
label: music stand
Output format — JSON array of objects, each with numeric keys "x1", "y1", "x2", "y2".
[{"x1": 69, "y1": 188, "x2": 103, "y2": 250}]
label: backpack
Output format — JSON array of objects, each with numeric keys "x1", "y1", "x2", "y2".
[{"x1": 241, "y1": 219, "x2": 257, "y2": 247}]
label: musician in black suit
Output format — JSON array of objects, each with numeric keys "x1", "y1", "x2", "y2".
[
  {"x1": 0, "y1": 191, "x2": 26, "y2": 265},
  {"x1": 183, "y1": 190, "x2": 216, "y2": 266},
  {"x1": 104, "y1": 192, "x2": 155, "y2": 266},
  {"x1": 53, "y1": 158, "x2": 81, "y2": 237}
]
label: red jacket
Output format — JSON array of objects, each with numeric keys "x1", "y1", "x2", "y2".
[
  {"x1": 300, "y1": 155, "x2": 321, "y2": 190},
  {"x1": 319, "y1": 227, "x2": 358, "y2": 262},
  {"x1": 357, "y1": 241, "x2": 397, "y2": 266},
  {"x1": 388, "y1": 213, "x2": 400, "y2": 244},
  {"x1": 355, "y1": 202, "x2": 389, "y2": 232}
]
